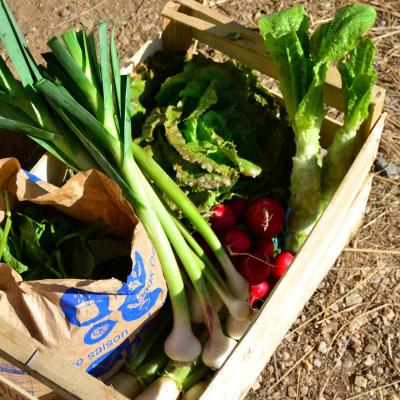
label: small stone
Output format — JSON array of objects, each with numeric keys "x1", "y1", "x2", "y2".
[
  {"x1": 354, "y1": 375, "x2": 368, "y2": 388},
  {"x1": 300, "y1": 386, "x2": 308, "y2": 396},
  {"x1": 339, "y1": 283, "x2": 346, "y2": 295},
  {"x1": 303, "y1": 360, "x2": 313, "y2": 373},
  {"x1": 372, "y1": 275, "x2": 382, "y2": 284},
  {"x1": 313, "y1": 358, "x2": 322, "y2": 368},
  {"x1": 304, "y1": 344, "x2": 313, "y2": 353},
  {"x1": 376, "y1": 366, "x2": 384, "y2": 374},
  {"x1": 346, "y1": 293, "x2": 363, "y2": 307},
  {"x1": 365, "y1": 342, "x2": 378, "y2": 353},
  {"x1": 282, "y1": 351, "x2": 290, "y2": 361},
  {"x1": 287, "y1": 386, "x2": 297, "y2": 397},
  {"x1": 352, "y1": 340, "x2": 363, "y2": 353},
  {"x1": 318, "y1": 341, "x2": 328, "y2": 354},
  {"x1": 330, "y1": 303, "x2": 339, "y2": 312},
  {"x1": 366, "y1": 373, "x2": 375, "y2": 381},
  {"x1": 384, "y1": 308, "x2": 396, "y2": 321},
  {"x1": 395, "y1": 268, "x2": 400, "y2": 281},
  {"x1": 364, "y1": 355, "x2": 375, "y2": 367},
  {"x1": 321, "y1": 321, "x2": 338, "y2": 335}
]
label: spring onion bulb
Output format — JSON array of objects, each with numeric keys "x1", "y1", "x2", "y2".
[
  {"x1": 225, "y1": 314, "x2": 252, "y2": 340},
  {"x1": 164, "y1": 321, "x2": 202, "y2": 363},
  {"x1": 181, "y1": 381, "x2": 209, "y2": 400},
  {"x1": 133, "y1": 376, "x2": 181, "y2": 400},
  {"x1": 134, "y1": 360, "x2": 207, "y2": 400},
  {"x1": 107, "y1": 371, "x2": 141, "y2": 399},
  {"x1": 201, "y1": 306, "x2": 237, "y2": 369}
]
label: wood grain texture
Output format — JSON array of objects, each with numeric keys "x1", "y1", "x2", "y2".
[
  {"x1": 0, "y1": 321, "x2": 128, "y2": 400},
  {"x1": 0, "y1": 374, "x2": 37, "y2": 400},
  {"x1": 162, "y1": 2, "x2": 193, "y2": 53}
]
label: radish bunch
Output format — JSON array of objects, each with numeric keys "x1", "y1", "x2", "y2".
[{"x1": 210, "y1": 197, "x2": 295, "y2": 306}]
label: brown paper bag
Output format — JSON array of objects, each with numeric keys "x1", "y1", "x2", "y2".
[{"x1": 0, "y1": 158, "x2": 167, "y2": 398}]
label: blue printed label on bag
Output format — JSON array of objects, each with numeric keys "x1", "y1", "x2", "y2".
[
  {"x1": 58, "y1": 249, "x2": 164, "y2": 378},
  {"x1": 84, "y1": 319, "x2": 118, "y2": 345},
  {"x1": 117, "y1": 251, "x2": 162, "y2": 321}
]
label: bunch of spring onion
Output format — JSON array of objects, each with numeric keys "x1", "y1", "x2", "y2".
[
  {"x1": 107, "y1": 311, "x2": 210, "y2": 400},
  {"x1": 0, "y1": 0, "x2": 251, "y2": 367}
]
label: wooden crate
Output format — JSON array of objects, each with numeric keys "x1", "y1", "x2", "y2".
[{"x1": 0, "y1": 1, "x2": 386, "y2": 399}]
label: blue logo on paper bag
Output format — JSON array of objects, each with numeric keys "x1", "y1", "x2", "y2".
[
  {"x1": 23, "y1": 169, "x2": 41, "y2": 183},
  {"x1": 60, "y1": 288, "x2": 112, "y2": 327},
  {"x1": 84, "y1": 319, "x2": 117, "y2": 345},
  {"x1": 117, "y1": 251, "x2": 162, "y2": 321},
  {"x1": 86, "y1": 338, "x2": 131, "y2": 377}
]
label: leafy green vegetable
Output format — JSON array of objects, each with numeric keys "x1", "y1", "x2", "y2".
[
  {"x1": 259, "y1": 3, "x2": 376, "y2": 252},
  {"x1": 133, "y1": 54, "x2": 293, "y2": 212},
  {"x1": 322, "y1": 38, "x2": 377, "y2": 202},
  {"x1": 0, "y1": 204, "x2": 132, "y2": 280}
]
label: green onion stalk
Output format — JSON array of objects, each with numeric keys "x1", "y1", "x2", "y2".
[
  {"x1": 132, "y1": 144, "x2": 249, "y2": 300},
  {"x1": 0, "y1": 191, "x2": 12, "y2": 260},
  {"x1": 137, "y1": 170, "x2": 246, "y2": 368}
]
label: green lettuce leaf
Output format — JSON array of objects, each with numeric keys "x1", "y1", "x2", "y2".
[
  {"x1": 259, "y1": 4, "x2": 376, "y2": 252},
  {"x1": 322, "y1": 37, "x2": 376, "y2": 202}
]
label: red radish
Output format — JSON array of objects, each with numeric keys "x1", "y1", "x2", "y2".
[
  {"x1": 210, "y1": 204, "x2": 237, "y2": 233},
  {"x1": 272, "y1": 251, "x2": 295, "y2": 279},
  {"x1": 256, "y1": 237, "x2": 275, "y2": 258},
  {"x1": 246, "y1": 198, "x2": 285, "y2": 237},
  {"x1": 249, "y1": 281, "x2": 269, "y2": 305},
  {"x1": 226, "y1": 197, "x2": 247, "y2": 219},
  {"x1": 237, "y1": 253, "x2": 271, "y2": 285},
  {"x1": 223, "y1": 228, "x2": 251, "y2": 254}
]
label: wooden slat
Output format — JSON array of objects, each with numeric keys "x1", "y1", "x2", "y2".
[
  {"x1": 161, "y1": 2, "x2": 193, "y2": 53},
  {"x1": 200, "y1": 113, "x2": 386, "y2": 400},
  {"x1": 0, "y1": 320, "x2": 127, "y2": 400},
  {"x1": 0, "y1": 374, "x2": 37, "y2": 400},
  {"x1": 162, "y1": 0, "x2": 386, "y2": 128}
]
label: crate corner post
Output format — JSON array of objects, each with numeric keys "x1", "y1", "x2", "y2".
[{"x1": 161, "y1": 1, "x2": 194, "y2": 53}]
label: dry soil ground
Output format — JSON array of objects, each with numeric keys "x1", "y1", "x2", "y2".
[{"x1": 1, "y1": 0, "x2": 399, "y2": 399}]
